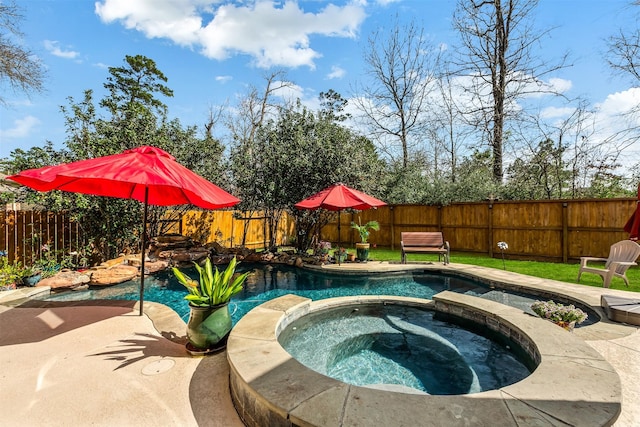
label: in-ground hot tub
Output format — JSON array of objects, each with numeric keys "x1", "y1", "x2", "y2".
[
  {"x1": 278, "y1": 302, "x2": 532, "y2": 395},
  {"x1": 227, "y1": 292, "x2": 622, "y2": 427}
]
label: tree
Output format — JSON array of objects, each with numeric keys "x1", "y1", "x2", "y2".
[
  {"x1": 607, "y1": 2, "x2": 640, "y2": 87},
  {"x1": 428, "y1": 70, "x2": 476, "y2": 183},
  {"x1": 452, "y1": 0, "x2": 568, "y2": 183},
  {"x1": 226, "y1": 71, "x2": 296, "y2": 246},
  {"x1": 606, "y1": 2, "x2": 640, "y2": 172},
  {"x1": 4, "y1": 55, "x2": 225, "y2": 263},
  {"x1": 354, "y1": 17, "x2": 441, "y2": 168},
  {"x1": 0, "y1": 1, "x2": 46, "y2": 104},
  {"x1": 100, "y1": 54, "x2": 173, "y2": 118},
  {"x1": 504, "y1": 139, "x2": 568, "y2": 199},
  {"x1": 229, "y1": 89, "x2": 383, "y2": 252}
]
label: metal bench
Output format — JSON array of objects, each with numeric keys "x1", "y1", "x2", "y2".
[{"x1": 401, "y1": 232, "x2": 450, "y2": 265}]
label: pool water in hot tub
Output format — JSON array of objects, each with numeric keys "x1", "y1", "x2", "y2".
[{"x1": 278, "y1": 303, "x2": 532, "y2": 395}]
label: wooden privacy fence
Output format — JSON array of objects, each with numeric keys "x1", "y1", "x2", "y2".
[
  {"x1": 2, "y1": 198, "x2": 637, "y2": 265},
  {"x1": 0, "y1": 211, "x2": 83, "y2": 265},
  {"x1": 181, "y1": 210, "x2": 295, "y2": 250},
  {"x1": 319, "y1": 198, "x2": 638, "y2": 263},
  {"x1": 0, "y1": 210, "x2": 294, "y2": 265}
]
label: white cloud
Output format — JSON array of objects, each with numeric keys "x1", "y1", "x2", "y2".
[
  {"x1": 521, "y1": 75, "x2": 573, "y2": 98},
  {"x1": 43, "y1": 40, "x2": 80, "y2": 59},
  {"x1": 0, "y1": 116, "x2": 40, "y2": 139},
  {"x1": 548, "y1": 77, "x2": 572, "y2": 93},
  {"x1": 215, "y1": 75, "x2": 232, "y2": 83},
  {"x1": 95, "y1": 0, "x2": 204, "y2": 46},
  {"x1": 270, "y1": 80, "x2": 305, "y2": 102},
  {"x1": 540, "y1": 106, "x2": 575, "y2": 119},
  {"x1": 95, "y1": 0, "x2": 366, "y2": 69},
  {"x1": 373, "y1": 0, "x2": 401, "y2": 5},
  {"x1": 327, "y1": 65, "x2": 346, "y2": 80},
  {"x1": 565, "y1": 88, "x2": 640, "y2": 169},
  {"x1": 596, "y1": 87, "x2": 640, "y2": 117}
]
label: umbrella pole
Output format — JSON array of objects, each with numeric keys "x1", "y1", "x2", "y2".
[
  {"x1": 338, "y1": 211, "x2": 341, "y2": 265},
  {"x1": 139, "y1": 187, "x2": 148, "y2": 316}
]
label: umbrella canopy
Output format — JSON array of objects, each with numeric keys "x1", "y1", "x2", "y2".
[
  {"x1": 624, "y1": 183, "x2": 640, "y2": 240},
  {"x1": 8, "y1": 146, "x2": 239, "y2": 209},
  {"x1": 294, "y1": 183, "x2": 386, "y2": 211},
  {"x1": 295, "y1": 183, "x2": 386, "y2": 263},
  {"x1": 8, "y1": 145, "x2": 240, "y2": 314}
]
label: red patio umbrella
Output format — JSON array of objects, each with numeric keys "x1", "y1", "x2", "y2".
[
  {"x1": 295, "y1": 183, "x2": 386, "y2": 262},
  {"x1": 8, "y1": 146, "x2": 240, "y2": 315},
  {"x1": 624, "y1": 183, "x2": 640, "y2": 241}
]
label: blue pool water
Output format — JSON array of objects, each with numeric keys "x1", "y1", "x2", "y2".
[
  {"x1": 278, "y1": 304, "x2": 532, "y2": 395},
  {"x1": 40, "y1": 263, "x2": 595, "y2": 326}
]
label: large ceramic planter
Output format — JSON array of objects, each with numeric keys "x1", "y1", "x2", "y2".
[
  {"x1": 355, "y1": 243, "x2": 370, "y2": 262},
  {"x1": 22, "y1": 273, "x2": 42, "y2": 287},
  {"x1": 186, "y1": 303, "x2": 232, "y2": 353}
]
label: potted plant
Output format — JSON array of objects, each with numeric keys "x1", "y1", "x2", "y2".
[
  {"x1": 316, "y1": 240, "x2": 331, "y2": 262},
  {"x1": 530, "y1": 300, "x2": 588, "y2": 331},
  {"x1": 350, "y1": 220, "x2": 380, "y2": 262},
  {"x1": 173, "y1": 256, "x2": 251, "y2": 354}
]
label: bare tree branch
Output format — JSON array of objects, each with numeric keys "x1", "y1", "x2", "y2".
[
  {"x1": 452, "y1": 0, "x2": 569, "y2": 182},
  {"x1": 353, "y1": 16, "x2": 441, "y2": 168},
  {"x1": 0, "y1": 1, "x2": 46, "y2": 104}
]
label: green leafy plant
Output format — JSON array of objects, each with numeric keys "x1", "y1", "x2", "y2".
[
  {"x1": 531, "y1": 300, "x2": 588, "y2": 324},
  {"x1": 172, "y1": 257, "x2": 251, "y2": 307},
  {"x1": 0, "y1": 258, "x2": 23, "y2": 288},
  {"x1": 350, "y1": 220, "x2": 380, "y2": 243}
]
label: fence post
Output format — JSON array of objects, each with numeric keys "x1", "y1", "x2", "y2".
[
  {"x1": 487, "y1": 199, "x2": 494, "y2": 258},
  {"x1": 562, "y1": 202, "x2": 568, "y2": 263},
  {"x1": 390, "y1": 206, "x2": 395, "y2": 250}
]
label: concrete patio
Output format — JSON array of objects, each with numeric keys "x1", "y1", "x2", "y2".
[{"x1": 0, "y1": 262, "x2": 638, "y2": 426}]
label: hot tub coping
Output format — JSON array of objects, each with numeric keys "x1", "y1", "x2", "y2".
[{"x1": 227, "y1": 293, "x2": 622, "y2": 427}]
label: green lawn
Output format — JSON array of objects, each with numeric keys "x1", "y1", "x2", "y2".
[{"x1": 336, "y1": 247, "x2": 640, "y2": 293}]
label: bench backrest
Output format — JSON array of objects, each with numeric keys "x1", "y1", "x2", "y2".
[{"x1": 401, "y1": 232, "x2": 444, "y2": 247}]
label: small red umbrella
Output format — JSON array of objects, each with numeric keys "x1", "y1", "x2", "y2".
[
  {"x1": 8, "y1": 146, "x2": 240, "y2": 314},
  {"x1": 295, "y1": 183, "x2": 386, "y2": 262},
  {"x1": 624, "y1": 183, "x2": 640, "y2": 241},
  {"x1": 295, "y1": 182, "x2": 386, "y2": 212}
]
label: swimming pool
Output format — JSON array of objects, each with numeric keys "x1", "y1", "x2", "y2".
[{"x1": 40, "y1": 263, "x2": 598, "y2": 325}]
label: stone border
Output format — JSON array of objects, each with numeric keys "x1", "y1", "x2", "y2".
[{"x1": 227, "y1": 293, "x2": 622, "y2": 427}]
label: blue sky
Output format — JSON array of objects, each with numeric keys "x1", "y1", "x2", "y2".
[{"x1": 1, "y1": 0, "x2": 638, "y2": 161}]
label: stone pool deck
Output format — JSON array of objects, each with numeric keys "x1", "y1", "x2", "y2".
[{"x1": 0, "y1": 261, "x2": 639, "y2": 426}]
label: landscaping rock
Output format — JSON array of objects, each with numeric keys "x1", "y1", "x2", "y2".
[
  {"x1": 144, "y1": 260, "x2": 169, "y2": 274},
  {"x1": 155, "y1": 234, "x2": 191, "y2": 244},
  {"x1": 37, "y1": 269, "x2": 91, "y2": 290},
  {"x1": 211, "y1": 254, "x2": 236, "y2": 265},
  {"x1": 149, "y1": 234, "x2": 212, "y2": 266},
  {"x1": 89, "y1": 265, "x2": 139, "y2": 286},
  {"x1": 206, "y1": 241, "x2": 227, "y2": 254}
]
